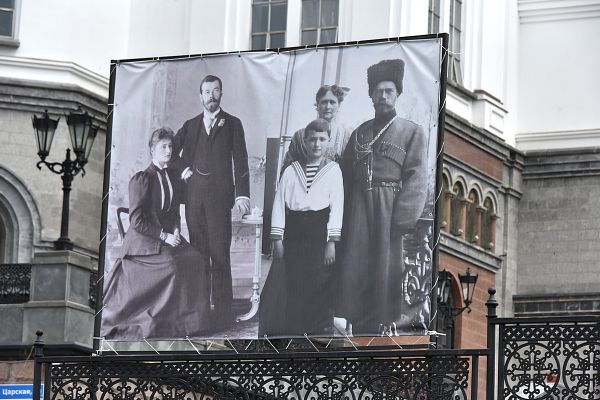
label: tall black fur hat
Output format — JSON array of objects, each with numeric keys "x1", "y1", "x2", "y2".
[{"x1": 367, "y1": 59, "x2": 405, "y2": 96}]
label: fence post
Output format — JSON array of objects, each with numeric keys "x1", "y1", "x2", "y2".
[
  {"x1": 33, "y1": 331, "x2": 44, "y2": 400},
  {"x1": 485, "y1": 288, "x2": 498, "y2": 400}
]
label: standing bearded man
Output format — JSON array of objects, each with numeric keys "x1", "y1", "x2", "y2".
[
  {"x1": 337, "y1": 59, "x2": 428, "y2": 336},
  {"x1": 174, "y1": 74, "x2": 250, "y2": 331}
]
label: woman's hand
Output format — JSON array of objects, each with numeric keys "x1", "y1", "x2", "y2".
[
  {"x1": 272, "y1": 240, "x2": 284, "y2": 260},
  {"x1": 165, "y1": 233, "x2": 181, "y2": 247},
  {"x1": 324, "y1": 241, "x2": 336, "y2": 266}
]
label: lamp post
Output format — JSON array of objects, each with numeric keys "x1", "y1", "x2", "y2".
[
  {"x1": 32, "y1": 108, "x2": 97, "y2": 250},
  {"x1": 437, "y1": 267, "x2": 479, "y2": 348}
]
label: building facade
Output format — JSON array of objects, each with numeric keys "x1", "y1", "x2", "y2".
[{"x1": 1, "y1": 0, "x2": 599, "y2": 382}]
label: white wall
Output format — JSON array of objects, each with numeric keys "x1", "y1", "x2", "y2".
[
  {"x1": 515, "y1": 0, "x2": 600, "y2": 150},
  {"x1": 3, "y1": 0, "x2": 597, "y2": 151},
  {"x1": 0, "y1": 0, "x2": 131, "y2": 96}
]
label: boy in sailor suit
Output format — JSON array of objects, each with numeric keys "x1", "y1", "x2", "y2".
[{"x1": 268, "y1": 118, "x2": 344, "y2": 336}]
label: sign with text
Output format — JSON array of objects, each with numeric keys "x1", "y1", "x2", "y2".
[{"x1": 0, "y1": 385, "x2": 43, "y2": 400}]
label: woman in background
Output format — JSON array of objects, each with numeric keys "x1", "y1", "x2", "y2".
[{"x1": 281, "y1": 84, "x2": 353, "y2": 173}]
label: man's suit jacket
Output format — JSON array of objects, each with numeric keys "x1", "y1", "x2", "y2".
[
  {"x1": 120, "y1": 165, "x2": 182, "y2": 258},
  {"x1": 173, "y1": 110, "x2": 250, "y2": 208}
]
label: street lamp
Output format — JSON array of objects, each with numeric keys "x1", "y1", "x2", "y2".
[
  {"x1": 436, "y1": 267, "x2": 479, "y2": 348},
  {"x1": 32, "y1": 108, "x2": 98, "y2": 250}
]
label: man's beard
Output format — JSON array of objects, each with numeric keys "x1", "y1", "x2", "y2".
[
  {"x1": 374, "y1": 102, "x2": 394, "y2": 114},
  {"x1": 205, "y1": 99, "x2": 220, "y2": 112}
]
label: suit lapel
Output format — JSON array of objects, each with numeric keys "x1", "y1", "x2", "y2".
[{"x1": 208, "y1": 111, "x2": 226, "y2": 140}]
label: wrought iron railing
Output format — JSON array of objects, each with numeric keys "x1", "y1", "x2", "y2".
[
  {"x1": 29, "y1": 287, "x2": 599, "y2": 400},
  {"x1": 492, "y1": 316, "x2": 600, "y2": 400},
  {"x1": 0, "y1": 263, "x2": 32, "y2": 304},
  {"x1": 36, "y1": 347, "x2": 485, "y2": 400}
]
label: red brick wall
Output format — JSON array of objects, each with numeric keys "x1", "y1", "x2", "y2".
[
  {"x1": 444, "y1": 132, "x2": 503, "y2": 181},
  {"x1": 440, "y1": 251, "x2": 496, "y2": 399}
]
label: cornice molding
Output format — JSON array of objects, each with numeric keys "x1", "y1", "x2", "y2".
[
  {"x1": 439, "y1": 231, "x2": 503, "y2": 273},
  {"x1": 516, "y1": 128, "x2": 600, "y2": 151},
  {"x1": 522, "y1": 146, "x2": 600, "y2": 179},
  {"x1": 0, "y1": 55, "x2": 109, "y2": 98},
  {"x1": 519, "y1": 0, "x2": 600, "y2": 24}
]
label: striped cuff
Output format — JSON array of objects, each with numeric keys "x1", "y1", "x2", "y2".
[
  {"x1": 327, "y1": 229, "x2": 341, "y2": 242},
  {"x1": 270, "y1": 227, "x2": 284, "y2": 241}
]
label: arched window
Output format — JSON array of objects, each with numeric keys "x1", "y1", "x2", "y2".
[
  {"x1": 450, "y1": 183, "x2": 465, "y2": 237},
  {"x1": 480, "y1": 197, "x2": 496, "y2": 251},
  {"x1": 465, "y1": 189, "x2": 480, "y2": 244}
]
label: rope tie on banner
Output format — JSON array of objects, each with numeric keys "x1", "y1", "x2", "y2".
[
  {"x1": 263, "y1": 335, "x2": 280, "y2": 353},
  {"x1": 343, "y1": 332, "x2": 359, "y2": 350},
  {"x1": 106, "y1": 104, "x2": 115, "y2": 121},
  {"x1": 104, "y1": 339, "x2": 120, "y2": 355},
  {"x1": 325, "y1": 337, "x2": 333, "y2": 348},
  {"x1": 438, "y1": 98, "x2": 447, "y2": 116},
  {"x1": 436, "y1": 140, "x2": 445, "y2": 159},
  {"x1": 432, "y1": 232, "x2": 441, "y2": 251},
  {"x1": 365, "y1": 336, "x2": 376, "y2": 347},
  {"x1": 104, "y1": 149, "x2": 112, "y2": 162},
  {"x1": 94, "y1": 303, "x2": 108, "y2": 317},
  {"x1": 244, "y1": 339, "x2": 255, "y2": 351},
  {"x1": 206, "y1": 339, "x2": 214, "y2": 351},
  {"x1": 167, "y1": 341, "x2": 175, "y2": 351},
  {"x1": 225, "y1": 335, "x2": 239, "y2": 354},
  {"x1": 15, "y1": 345, "x2": 34, "y2": 377},
  {"x1": 429, "y1": 311, "x2": 439, "y2": 329},
  {"x1": 143, "y1": 337, "x2": 160, "y2": 354},
  {"x1": 304, "y1": 334, "x2": 320, "y2": 352},
  {"x1": 95, "y1": 273, "x2": 104, "y2": 286},
  {"x1": 386, "y1": 333, "x2": 403, "y2": 349},
  {"x1": 186, "y1": 336, "x2": 201, "y2": 354},
  {"x1": 285, "y1": 339, "x2": 293, "y2": 350},
  {"x1": 435, "y1": 186, "x2": 443, "y2": 206}
]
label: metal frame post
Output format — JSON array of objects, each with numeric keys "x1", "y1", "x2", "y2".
[
  {"x1": 33, "y1": 331, "x2": 44, "y2": 400},
  {"x1": 486, "y1": 288, "x2": 498, "y2": 400}
]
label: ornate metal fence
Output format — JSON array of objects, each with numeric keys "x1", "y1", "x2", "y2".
[
  {"x1": 492, "y1": 316, "x2": 600, "y2": 400},
  {"x1": 0, "y1": 263, "x2": 31, "y2": 303},
  {"x1": 35, "y1": 344, "x2": 485, "y2": 400},
  {"x1": 31, "y1": 288, "x2": 599, "y2": 400}
]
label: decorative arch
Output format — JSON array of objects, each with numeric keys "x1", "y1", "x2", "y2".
[
  {"x1": 0, "y1": 166, "x2": 43, "y2": 263},
  {"x1": 482, "y1": 189, "x2": 499, "y2": 212},
  {"x1": 467, "y1": 182, "x2": 484, "y2": 206}
]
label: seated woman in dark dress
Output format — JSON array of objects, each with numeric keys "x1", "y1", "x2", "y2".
[{"x1": 101, "y1": 127, "x2": 211, "y2": 340}]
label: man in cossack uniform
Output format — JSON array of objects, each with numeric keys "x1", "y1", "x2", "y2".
[{"x1": 337, "y1": 59, "x2": 428, "y2": 336}]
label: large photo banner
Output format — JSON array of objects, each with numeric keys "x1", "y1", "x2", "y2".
[{"x1": 99, "y1": 37, "x2": 445, "y2": 342}]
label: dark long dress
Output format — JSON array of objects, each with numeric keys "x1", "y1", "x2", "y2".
[{"x1": 101, "y1": 164, "x2": 211, "y2": 340}]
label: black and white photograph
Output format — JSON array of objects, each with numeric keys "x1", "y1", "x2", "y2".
[
  {"x1": 100, "y1": 53, "x2": 288, "y2": 340},
  {"x1": 259, "y1": 40, "x2": 442, "y2": 338},
  {"x1": 100, "y1": 38, "x2": 443, "y2": 341}
]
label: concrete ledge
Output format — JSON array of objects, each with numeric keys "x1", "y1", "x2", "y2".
[{"x1": 514, "y1": 292, "x2": 600, "y2": 316}]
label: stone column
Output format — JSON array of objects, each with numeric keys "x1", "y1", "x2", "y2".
[
  {"x1": 441, "y1": 191, "x2": 453, "y2": 232},
  {"x1": 22, "y1": 251, "x2": 95, "y2": 349}
]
